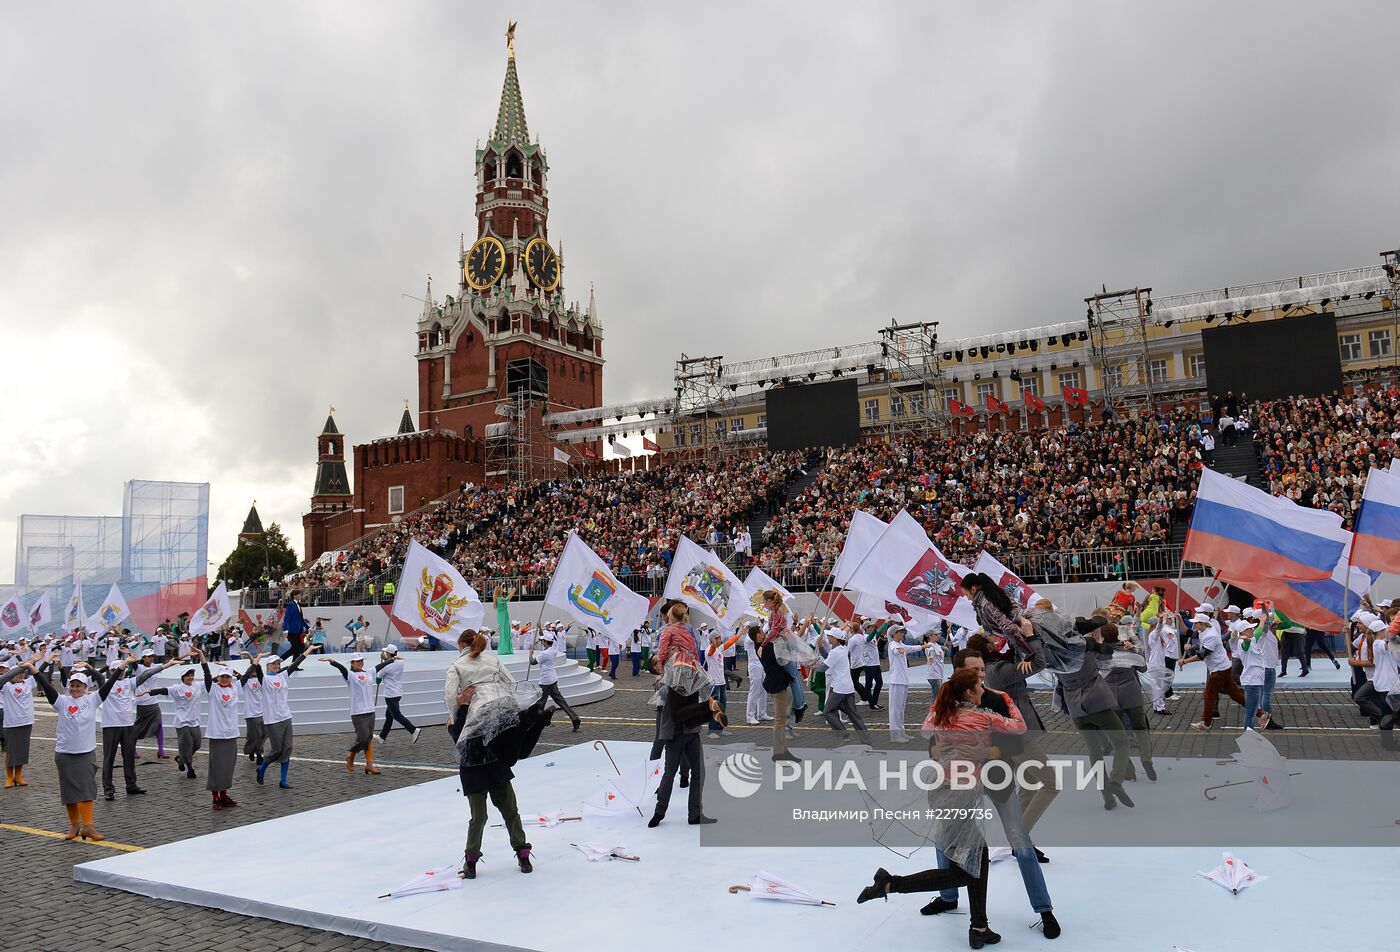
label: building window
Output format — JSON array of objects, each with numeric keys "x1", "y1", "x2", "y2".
[
  {"x1": 942, "y1": 388, "x2": 961, "y2": 410},
  {"x1": 675, "y1": 429, "x2": 686, "y2": 447},
  {"x1": 1019, "y1": 376, "x2": 1038, "y2": 397},
  {"x1": 388, "y1": 486, "x2": 405, "y2": 515},
  {"x1": 757, "y1": 414, "x2": 767, "y2": 429},
  {"x1": 1189, "y1": 353, "x2": 1207, "y2": 378},
  {"x1": 1102, "y1": 365, "x2": 1123, "y2": 389},
  {"x1": 689, "y1": 424, "x2": 701, "y2": 445},
  {"x1": 909, "y1": 393, "x2": 925, "y2": 416},
  {"x1": 1369, "y1": 329, "x2": 1391, "y2": 357},
  {"x1": 714, "y1": 419, "x2": 727, "y2": 439},
  {"x1": 1339, "y1": 333, "x2": 1362, "y2": 361},
  {"x1": 976, "y1": 382, "x2": 996, "y2": 402},
  {"x1": 863, "y1": 399, "x2": 880, "y2": 422},
  {"x1": 890, "y1": 395, "x2": 905, "y2": 418},
  {"x1": 1147, "y1": 358, "x2": 1168, "y2": 383},
  {"x1": 1058, "y1": 371, "x2": 1081, "y2": 391}
]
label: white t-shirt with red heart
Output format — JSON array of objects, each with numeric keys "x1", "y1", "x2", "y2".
[
  {"x1": 346, "y1": 667, "x2": 376, "y2": 716},
  {"x1": 1, "y1": 673, "x2": 37, "y2": 727},
  {"x1": 170, "y1": 679, "x2": 206, "y2": 728},
  {"x1": 53, "y1": 691, "x2": 101, "y2": 754},
  {"x1": 206, "y1": 679, "x2": 242, "y2": 739}
]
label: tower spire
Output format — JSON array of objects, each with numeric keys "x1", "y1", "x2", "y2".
[{"x1": 493, "y1": 21, "x2": 529, "y2": 145}]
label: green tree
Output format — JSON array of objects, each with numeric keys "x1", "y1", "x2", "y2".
[{"x1": 217, "y1": 523, "x2": 300, "y2": 589}]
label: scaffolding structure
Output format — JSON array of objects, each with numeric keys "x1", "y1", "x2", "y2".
[
  {"x1": 878, "y1": 319, "x2": 943, "y2": 435},
  {"x1": 484, "y1": 390, "x2": 550, "y2": 482},
  {"x1": 1086, "y1": 286, "x2": 1153, "y2": 411},
  {"x1": 672, "y1": 354, "x2": 727, "y2": 457}
]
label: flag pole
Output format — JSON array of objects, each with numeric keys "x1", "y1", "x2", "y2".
[{"x1": 820, "y1": 512, "x2": 902, "y2": 627}]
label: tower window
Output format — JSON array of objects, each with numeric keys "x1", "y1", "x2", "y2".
[
  {"x1": 505, "y1": 151, "x2": 523, "y2": 179},
  {"x1": 483, "y1": 157, "x2": 497, "y2": 182}
]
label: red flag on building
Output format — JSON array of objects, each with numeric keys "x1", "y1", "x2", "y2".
[
  {"x1": 985, "y1": 394, "x2": 1010, "y2": 414},
  {"x1": 1062, "y1": 385, "x2": 1089, "y2": 407},
  {"x1": 642, "y1": 436, "x2": 660, "y2": 453},
  {"x1": 949, "y1": 399, "x2": 976, "y2": 418},
  {"x1": 1023, "y1": 391, "x2": 1045, "y2": 413},
  {"x1": 580, "y1": 444, "x2": 599, "y2": 461}
]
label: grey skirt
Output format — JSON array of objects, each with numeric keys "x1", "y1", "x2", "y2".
[
  {"x1": 5, "y1": 724, "x2": 32, "y2": 768},
  {"x1": 264, "y1": 719, "x2": 293, "y2": 764},
  {"x1": 206, "y1": 738, "x2": 237, "y2": 791},
  {"x1": 55, "y1": 750, "x2": 97, "y2": 804}
]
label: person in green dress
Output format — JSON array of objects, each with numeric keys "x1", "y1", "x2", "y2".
[{"x1": 494, "y1": 586, "x2": 516, "y2": 655}]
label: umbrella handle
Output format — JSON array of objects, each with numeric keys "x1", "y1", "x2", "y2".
[
  {"x1": 728, "y1": 885, "x2": 751, "y2": 894},
  {"x1": 593, "y1": 739, "x2": 623, "y2": 776}
]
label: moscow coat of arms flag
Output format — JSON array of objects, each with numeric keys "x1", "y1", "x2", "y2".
[
  {"x1": 663, "y1": 535, "x2": 747, "y2": 631},
  {"x1": 544, "y1": 531, "x2": 649, "y2": 645}
]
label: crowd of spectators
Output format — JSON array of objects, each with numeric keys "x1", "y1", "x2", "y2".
[{"x1": 267, "y1": 384, "x2": 1400, "y2": 606}]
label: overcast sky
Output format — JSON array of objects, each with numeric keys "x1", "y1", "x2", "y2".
[{"x1": 3, "y1": 1, "x2": 1399, "y2": 581}]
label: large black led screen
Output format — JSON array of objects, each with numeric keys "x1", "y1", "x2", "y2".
[
  {"x1": 764, "y1": 379, "x2": 861, "y2": 451},
  {"x1": 1200, "y1": 313, "x2": 1342, "y2": 401}
]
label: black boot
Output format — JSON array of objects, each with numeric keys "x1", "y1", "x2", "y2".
[
  {"x1": 856, "y1": 867, "x2": 893, "y2": 904},
  {"x1": 648, "y1": 812, "x2": 664, "y2": 828},
  {"x1": 460, "y1": 853, "x2": 478, "y2": 879},
  {"x1": 516, "y1": 848, "x2": 533, "y2": 873},
  {"x1": 1035, "y1": 848, "x2": 1050, "y2": 864},
  {"x1": 1108, "y1": 782, "x2": 1134, "y2": 808},
  {"x1": 1143, "y1": 761, "x2": 1157, "y2": 782},
  {"x1": 920, "y1": 897, "x2": 959, "y2": 915},
  {"x1": 1040, "y1": 910, "x2": 1061, "y2": 939}
]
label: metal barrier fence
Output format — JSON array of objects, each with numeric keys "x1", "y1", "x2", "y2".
[{"x1": 240, "y1": 543, "x2": 1209, "y2": 609}]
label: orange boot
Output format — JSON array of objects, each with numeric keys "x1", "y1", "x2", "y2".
[
  {"x1": 345, "y1": 750, "x2": 356, "y2": 772},
  {"x1": 14, "y1": 766, "x2": 26, "y2": 786},
  {"x1": 4, "y1": 766, "x2": 14, "y2": 788},
  {"x1": 364, "y1": 741, "x2": 381, "y2": 775},
  {"x1": 77, "y1": 801, "x2": 105, "y2": 842},
  {"x1": 63, "y1": 803, "x2": 80, "y2": 840}
]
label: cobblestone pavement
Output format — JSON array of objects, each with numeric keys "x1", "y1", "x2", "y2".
[{"x1": 0, "y1": 673, "x2": 1388, "y2": 952}]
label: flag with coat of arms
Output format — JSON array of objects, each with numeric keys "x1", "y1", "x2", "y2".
[
  {"x1": 64, "y1": 584, "x2": 85, "y2": 629},
  {"x1": 0, "y1": 596, "x2": 26, "y2": 636},
  {"x1": 741, "y1": 566, "x2": 793, "y2": 620},
  {"x1": 27, "y1": 590, "x2": 52, "y2": 633},
  {"x1": 85, "y1": 583, "x2": 131, "y2": 633},
  {"x1": 663, "y1": 535, "x2": 747, "y2": 631},
  {"x1": 188, "y1": 582, "x2": 233, "y2": 637},
  {"x1": 544, "y1": 532, "x2": 649, "y2": 646},
  {"x1": 844, "y1": 510, "x2": 978, "y2": 630},
  {"x1": 391, "y1": 540, "x2": 485, "y2": 638}
]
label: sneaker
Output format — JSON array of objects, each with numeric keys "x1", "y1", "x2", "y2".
[
  {"x1": 1190, "y1": 721, "x2": 1210, "y2": 732},
  {"x1": 411, "y1": 728, "x2": 423, "y2": 745},
  {"x1": 1255, "y1": 712, "x2": 1271, "y2": 730},
  {"x1": 920, "y1": 897, "x2": 958, "y2": 916},
  {"x1": 746, "y1": 718, "x2": 760, "y2": 725}
]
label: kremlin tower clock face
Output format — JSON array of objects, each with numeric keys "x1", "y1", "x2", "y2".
[
  {"x1": 465, "y1": 236, "x2": 506, "y2": 291},
  {"x1": 523, "y1": 237, "x2": 560, "y2": 292}
]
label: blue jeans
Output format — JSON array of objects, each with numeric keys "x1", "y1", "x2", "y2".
[
  {"x1": 1244, "y1": 669, "x2": 1277, "y2": 722},
  {"x1": 709, "y1": 683, "x2": 727, "y2": 733},
  {"x1": 783, "y1": 660, "x2": 805, "y2": 710},
  {"x1": 937, "y1": 794, "x2": 1051, "y2": 913}
]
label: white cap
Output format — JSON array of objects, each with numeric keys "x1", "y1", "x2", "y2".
[
  {"x1": 1223, "y1": 605, "x2": 1242, "y2": 615},
  {"x1": 350, "y1": 652, "x2": 365, "y2": 662},
  {"x1": 69, "y1": 672, "x2": 90, "y2": 685},
  {"x1": 539, "y1": 631, "x2": 555, "y2": 642},
  {"x1": 383, "y1": 644, "x2": 399, "y2": 655},
  {"x1": 1190, "y1": 613, "x2": 1212, "y2": 625},
  {"x1": 1197, "y1": 602, "x2": 1215, "y2": 614},
  {"x1": 824, "y1": 628, "x2": 848, "y2": 641},
  {"x1": 141, "y1": 648, "x2": 155, "y2": 657},
  {"x1": 1368, "y1": 617, "x2": 1388, "y2": 633},
  {"x1": 180, "y1": 667, "x2": 198, "y2": 678},
  {"x1": 1352, "y1": 608, "x2": 1371, "y2": 622},
  {"x1": 1377, "y1": 599, "x2": 1394, "y2": 609},
  {"x1": 1243, "y1": 608, "x2": 1262, "y2": 621}
]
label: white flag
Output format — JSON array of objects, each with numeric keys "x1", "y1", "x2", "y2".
[
  {"x1": 27, "y1": 590, "x2": 52, "y2": 633},
  {"x1": 845, "y1": 510, "x2": 977, "y2": 630},
  {"x1": 972, "y1": 551, "x2": 1041, "y2": 610},
  {"x1": 86, "y1": 583, "x2": 132, "y2": 633},
  {"x1": 831, "y1": 510, "x2": 890, "y2": 590},
  {"x1": 544, "y1": 532, "x2": 649, "y2": 642},
  {"x1": 553, "y1": 447, "x2": 571, "y2": 465},
  {"x1": 663, "y1": 535, "x2": 747, "y2": 631},
  {"x1": 391, "y1": 540, "x2": 485, "y2": 639},
  {"x1": 742, "y1": 567, "x2": 793, "y2": 619},
  {"x1": 0, "y1": 597, "x2": 26, "y2": 636},
  {"x1": 611, "y1": 441, "x2": 632, "y2": 458},
  {"x1": 188, "y1": 582, "x2": 233, "y2": 637},
  {"x1": 65, "y1": 584, "x2": 85, "y2": 629}
]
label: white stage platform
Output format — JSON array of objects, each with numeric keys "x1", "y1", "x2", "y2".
[
  {"x1": 909, "y1": 659, "x2": 1352, "y2": 690},
  {"x1": 75, "y1": 741, "x2": 1392, "y2": 951},
  {"x1": 142, "y1": 651, "x2": 613, "y2": 735}
]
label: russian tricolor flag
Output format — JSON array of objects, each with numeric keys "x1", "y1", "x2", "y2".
[
  {"x1": 1185, "y1": 468, "x2": 1347, "y2": 582},
  {"x1": 1350, "y1": 467, "x2": 1400, "y2": 574},
  {"x1": 1224, "y1": 521, "x2": 1373, "y2": 632}
]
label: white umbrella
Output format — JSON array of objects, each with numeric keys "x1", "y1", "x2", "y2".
[
  {"x1": 570, "y1": 841, "x2": 640, "y2": 863},
  {"x1": 497, "y1": 810, "x2": 580, "y2": 828},
  {"x1": 987, "y1": 846, "x2": 1014, "y2": 863},
  {"x1": 377, "y1": 865, "x2": 468, "y2": 899},
  {"x1": 728, "y1": 871, "x2": 836, "y2": 907},
  {"x1": 581, "y1": 757, "x2": 665, "y2": 817},
  {"x1": 1234, "y1": 730, "x2": 1293, "y2": 812},
  {"x1": 1199, "y1": 852, "x2": 1268, "y2": 895}
]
